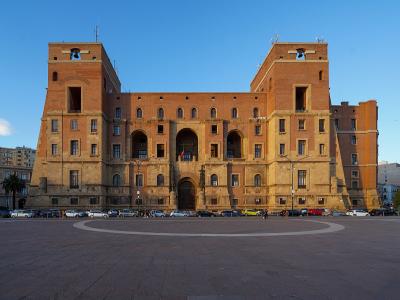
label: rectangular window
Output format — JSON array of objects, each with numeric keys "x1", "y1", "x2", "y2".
[
  {"x1": 113, "y1": 144, "x2": 121, "y2": 159},
  {"x1": 351, "y1": 170, "x2": 359, "y2": 178},
  {"x1": 279, "y1": 119, "x2": 286, "y2": 133},
  {"x1": 319, "y1": 119, "x2": 325, "y2": 132},
  {"x1": 279, "y1": 197, "x2": 287, "y2": 205},
  {"x1": 298, "y1": 197, "x2": 306, "y2": 205},
  {"x1": 352, "y1": 199, "x2": 359, "y2": 206},
  {"x1": 157, "y1": 124, "x2": 164, "y2": 134},
  {"x1": 157, "y1": 144, "x2": 165, "y2": 158},
  {"x1": 211, "y1": 198, "x2": 218, "y2": 205},
  {"x1": 255, "y1": 125, "x2": 261, "y2": 135},
  {"x1": 295, "y1": 87, "x2": 307, "y2": 111},
  {"x1": 51, "y1": 198, "x2": 58, "y2": 205},
  {"x1": 298, "y1": 119, "x2": 305, "y2": 130},
  {"x1": 70, "y1": 119, "x2": 78, "y2": 131},
  {"x1": 211, "y1": 144, "x2": 218, "y2": 158},
  {"x1": 255, "y1": 144, "x2": 262, "y2": 158},
  {"x1": 231, "y1": 174, "x2": 239, "y2": 187},
  {"x1": 231, "y1": 198, "x2": 238, "y2": 207},
  {"x1": 70, "y1": 197, "x2": 78, "y2": 205},
  {"x1": 351, "y1": 154, "x2": 358, "y2": 165},
  {"x1": 70, "y1": 140, "x2": 79, "y2": 155},
  {"x1": 211, "y1": 124, "x2": 218, "y2": 135},
  {"x1": 319, "y1": 144, "x2": 325, "y2": 155},
  {"x1": 351, "y1": 119, "x2": 357, "y2": 130},
  {"x1": 51, "y1": 144, "x2": 58, "y2": 156},
  {"x1": 51, "y1": 119, "x2": 58, "y2": 132},
  {"x1": 68, "y1": 87, "x2": 81, "y2": 113},
  {"x1": 298, "y1": 140, "x2": 306, "y2": 155},
  {"x1": 351, "y1": 135, "x2": 357, "y2": 145},
  {"x1": 91, "y1": 144, "x2": 97, "y2": 156},
  {"x1": 318, "y1": 197, "x2": 325, "y2": 205},
  {"x1": 69, "y1": 170, "x2": 79, "y2": 189},
  {"x1": 351, "y1": 180, "x2": 359, "y2": 189},
  {"x1": 279, "y1": 144, "x2": 285, "y2": 156},
  {"x1": 298, "y1": 170, "x2": 307, "y2": 188},
  {"x1": 334, "y1": 119, "x2": 339, "y2": 130},
  {"x1": 158, "y1": 198, "x2": 164, "y2": 205},
  {"x1": 115, "y1": 107, "x2": 122, "y2": 119},
  {"x1": 136, "y1": 174, "x2": 143, "y2": 187},
  {"x1": 90, "y1": 119, "x2": 97, "y2": 133},
  {"x1": 90, "y1": 197, "x2": 98, "y2": 205},
  {"x1": 113, "y1": 125, "x2": 120, "y2": 136}
]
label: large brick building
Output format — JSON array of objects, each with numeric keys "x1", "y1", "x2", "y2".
[{"x1": 28, "y1": 42, "x2": 380, "y2": 211}]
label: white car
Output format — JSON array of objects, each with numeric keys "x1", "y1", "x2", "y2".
[
  {"x1": 150, "y1": 210, "x2": 166, "y2": 217},
  {"x1": 65, "y1": 210, "x2": 86, "y2": 218},
  {"x1": 346, "y1": 209, "x2": 370, "y2": 217},
  {"x1": 87, "y1": 210, "x2": 109, "y2": 218},
  {"x1": 170, "y1": 210, "x2": 188, "y2": 217},
  {"x1": 10, "y1": 210, "x2": 34, "y2": 218}
]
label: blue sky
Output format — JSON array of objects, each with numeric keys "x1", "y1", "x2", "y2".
[{"x1": 0, "y1": 0, "x2": 399, "y2": 162}]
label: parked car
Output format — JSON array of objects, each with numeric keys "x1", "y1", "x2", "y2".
[
  {"x1": 196, "y1": 210, "x2": 215, "y2": 217},
  {"x1": 150, "y1": 210, "x2": 166, "y2": 217},
  {"x1": 0, "y1": 207, "x2": 11, "y2": 218},
  {"x1": 119, "y1": 209, "x2": 138, "y2": 217},
  {"x1": 242, "y1": 209, "x2": 262, "y2": 216},
  {"x1": 87, "y1": 210, "x2": 109, "y2": 218},
  {"x1": 220, "y1": 210, "x2": 242, "y2": 217},
  {"x1": 369, "y1": 208, "x2": 398, "y2": 216},
  {"x1": 107, "y1": 209, "x2": 119, "y2": 217},
  {"x1": 331, "y1": 210, "x2": 347, "y2": 217},
  {"x1": 170, "y1": 210, "x2": 188, "y2": 217},
  {"x1": 300, "y1": 208, "x2": 308, "y2": 216},
  {"x1": 10, "y1": 210, "x2": 34, "y2": 218},
  {"x1": 346, "y1": 209, "x2": 370, "y2": 217},
  {"x1": 65, "y1": 209, "x2": 86, "y2": 218},
  {"x1": 308, "y1": 208, "x2": 325, "y2": 216},
  {"x1": 279, "y1": 209, "x2": 301, "y2": 217}
]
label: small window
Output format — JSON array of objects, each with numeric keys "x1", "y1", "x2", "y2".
[
  {"x1": 70, "y1": 48, "x2": 81, "y2": 60},
  {"x1": 177, "y1": 108, "x2": 183, "y2": 119},
  {"x1": 90, "y1": 119, "x2": 97, "y2": 133},
  {"x1": 298, "y1": 140, "x2": 306, "y2": 155},
  {"x1": 70, "y1": 119, "x2": 78, "y2": 131},
  {"x1": 136, "y1": 174, "x2": 143, "y2": 187},
  {"x1": 157, "y1": 125, "x2": 164, "y2": 134},
  {"x1": 113, "y1": 144, "x2": 121, "y2": 159},
  {"x1": 51, "y1": 144, "x2": 58, "y2": 156},
  {"x1": 69, "y1": 170, "x2": 79, "y2": 189},
  {"x1": 211, "y1": 198, "x2": 218, "y2": 205},
  {"x1": 158, "y1": 198, "x2": 164, "y2": 205},
  {"x1": 191, "y1": 108, "x2": 197, "y2": 119},
  {"x1": 231, "y1": 174, "x2": 239, "y2": 187},
  {"x1": 352, "y1": 170, "x2": 359, "y2": 178},
  {"x1": 279, "y1": 197, "x2": 286, "y2": 205},
  {"x1": 157, "y1": 144, "x2": 165, "y2": 158},
  {"x1": 211, "y1": 144, "x2": 218, "y2": 158},
  {"x1": 210, "y1": 108, "x2": 217, "y2": 119},
  {"x1": 70, "y1": 140, "x2": 79, "y2": 155},
  {"x1": 211, "y1": 174, "x2": 218, "y2": 186},
  {"x1": 136, "y1": 108, "x2": 143, "y2": 118},
  {"x1": 113, "y1": 174, "x2": 121, "y2": 187},
  {"x1": 157, "y1": 174, "x2": 164, "y2": 186},
  {"x1": 255, "y1": 125, "x2": 261, "y2": 135},
  {"x1": 231, "y1": 198, "x2": 238, "y2": 207},
  {"x1": 319, "y1": 144, "x2": 325, "y2": 155},
  {"x1": 253, "y1": 107, "x2": 259, "y2": 118},
  {"x1": 295, "y1": 87, "x2": 307, "y2": 111},
  {"x1": 296, "y1": 48, "x2": 305, "y2": 60},
  {"x1": 158, "y1": 108, "x2": 164, "y2": 119},
  {"x1": 211, "y1": 124, "x2": 218, "y2": 134},
  {"x1": 91, "y1": 144, "x2": 97, "y2": 156},
  {"x1": 335, "y1": 119, "x2": 339, "y2": 130},
  {"x1": 351, "y1": 180, "x2": 359, "y2": 189},
  {"x1": 52, "y1": 71, "x2": 58, "y2": 81},
  {"x1": 351, "y1": 154, "x2": 358, "y2": 165},
  {"x1": 115, "y1": 107, "x2": 122, "y2": 119},
  {"x1": 298, "y1": 170, "x2": 307, "y2": 189},
  {"x1": 351, "y1": 119, "x2": 357, "y2": 130},
  {"x1": 232, "y1": 108, "x2": 238, "y2": 119},
  {"x1": 70, "y1": 198, "x2": 78, "y2": 205},
  {"x1": 51, "y1": 198, "x2": 58, "y2": 205},
  {"x1": 279, "y1": 119, "x2": 285, "y2": 133},
  {"x1": 90, "y1": 197, "x2": 98, "y2": 205},
  {"x1": 319, "y1": 70, "x2": 323, "y2": 80},
  {"x1": 51, "y1": 119, "x2": 58, "y2": 132},
  {"x1": 113, "y1": 125, "x2": 120, "y2": 136},
  {"x1": 279, "y1": 144, "x2": 285, "y2": 156},
  {"x1": 254, "y1": 174, "x2": 261, "y2": 187},
  {"x1": 319, "y1": 119, "x2": 325, "y2": 132},
  {"x1": 298, "y1": 119, "x2": 305, "y2": 130},
  {"x1": 318, "y1": 197, "x2": 325, "y2": 205},
  {"x1": 255, "y1": 144, "x2": 262, "y2": 158},
  {"x1": 298, "y1": 197, "x2": 306, "y2": 205},
  {"x1": 255, "y1": 198, "x2": 261, "y2": 205},
  {"x1": 351, "y1": 135, "x2": 357, "y2": 145},
  {"x1": 68, "y1": 87, "x2": 81, "y2": 113}
]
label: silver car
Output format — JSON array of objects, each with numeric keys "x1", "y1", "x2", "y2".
[{"x1": 10, "y1": 210, "x2": 34, "y2": 218}]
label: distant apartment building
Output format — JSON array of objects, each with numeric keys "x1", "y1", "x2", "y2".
[
  {"x1": 377, "y1": 183, "x2": 399, "y2": 206},
  {"x1": 378, "y1": 162, "x2": 400, "y2": 205},
  {"x1": 0, "y1": 146, "x2": 36, "y2": 208}
]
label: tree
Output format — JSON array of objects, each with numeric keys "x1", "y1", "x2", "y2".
[
  {"x1": 394, "y1": 190, "x2": 400, "y2": 211},
  {"x1": 2, "y1": 174, "x2": 26, "y2": 210}
]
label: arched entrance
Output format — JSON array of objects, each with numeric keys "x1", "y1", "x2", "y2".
[
  {"x1": 132, "y1": 130, "x2": 148, "y2": 159},
  {"x1": 176, "y1": 129, "x2": 198, "y2": 161},
  {"x1": 177, "y1": 178, "x2": 196, "y2": 210},
  {"x1": 227, "y1": 130, "x2": 242, "y2": 158}
]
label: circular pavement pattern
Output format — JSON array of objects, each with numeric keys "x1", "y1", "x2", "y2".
[{"x1": 73, "y1": 219, "x2": 345, "y2": 237}]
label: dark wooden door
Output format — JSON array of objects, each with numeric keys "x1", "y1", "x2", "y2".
[{"x1": 178, "y1": 180, "x2": 195, "y2": 210}]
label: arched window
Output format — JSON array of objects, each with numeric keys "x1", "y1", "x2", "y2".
[
  {"x1": 254, "y1": 174, "x2": 261, "y2": 187},
  {"x1": 158, "y1": 108, "x2": 164, "y2": 119},
  {"x1": 232, "y1": 108, "x2": 238, "y2": 119},
  {"x1": 177, "y1": 107, "x2": 183, "y2": 119},
  {"x1": 52, "y1": 71, "x2": 58, "y2": 81},
  {"x1": 211, "y1": 174, "x2": 218, "y2": 186},
  {"x1": 157, "y1": 174, "x2": 164, "y2": 186},
  {"x1": 136, "y1": 108, "x2": 142, "y2": 118},
  {"x1": 112, "y1": 174, "x2": 121, "y2": 187},
  {"x1": 253, "y1": 107, "x2": 259, "y2": 118},
  {"x1": 191, "y1": 107, "x2": 197, "y2": 119},
  {"x1": 210, "y1": 107, "x2": 216, "y2": 119}
]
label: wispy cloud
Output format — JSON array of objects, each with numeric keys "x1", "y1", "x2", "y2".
[{"x1": 0, "y1": 118, "x2": 12, "y2": 136}]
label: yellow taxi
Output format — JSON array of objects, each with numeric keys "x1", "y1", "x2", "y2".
[{"x1": 242, "y1": 209, "x2": 262, "y2": 216}]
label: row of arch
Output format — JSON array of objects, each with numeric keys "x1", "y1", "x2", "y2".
[
  {"x1": 131, "y1": 128, "x2": 244, "y2": 160},
  {"x1": 133, "y1": 107, "x2": 260, "y2": 120},
  {"x1": 112, "y1": 173, "x2": 263, "y2": 187}
]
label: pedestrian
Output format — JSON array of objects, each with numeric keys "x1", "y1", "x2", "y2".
[
  {"x1": 262, "y1": 209, "x2": 267, "y2": 220},
  {"x1": 265, "y1": 209, "x2": 269, "y2": 219}
]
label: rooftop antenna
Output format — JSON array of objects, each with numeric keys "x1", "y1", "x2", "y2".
[
  {"x1": 270, "y1": 34, "x2": 279, "y2": 45},
  {"x1": 316, "y1": 36, "x2": 325, "y2": 43},
  {"x1": 95, "y1": 25, "x2": 99, "y2": 42}
]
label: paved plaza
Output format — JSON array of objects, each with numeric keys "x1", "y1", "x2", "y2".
[{"x1": 1, "y1": 217, "x2": 400, "y2": 299}]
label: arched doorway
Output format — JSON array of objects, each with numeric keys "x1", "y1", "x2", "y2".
[
  {"x1": 132, "y1": 130, "x2": 148, "y2": 159},
  {"x1": 227, "y1": 130, "x2": 242, "y2": 158},
  {"x1": 177, "y1": 178, "x2": 196, "y2": 210},
  {"x1": 176, "y1": 128, "x2": 198, "y2": 161}
]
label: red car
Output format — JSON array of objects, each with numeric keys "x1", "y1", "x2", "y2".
[{"x1": 307, "y1": 208, "x2": 324, "y2": 216}]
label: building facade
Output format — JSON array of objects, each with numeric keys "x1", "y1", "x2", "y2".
[
  {"x1": 28, "y1": 42, "x2": 380, "y2": 211},
  {"x1": 0, "y1": 147, "x2": 35, "y2": 208}
]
